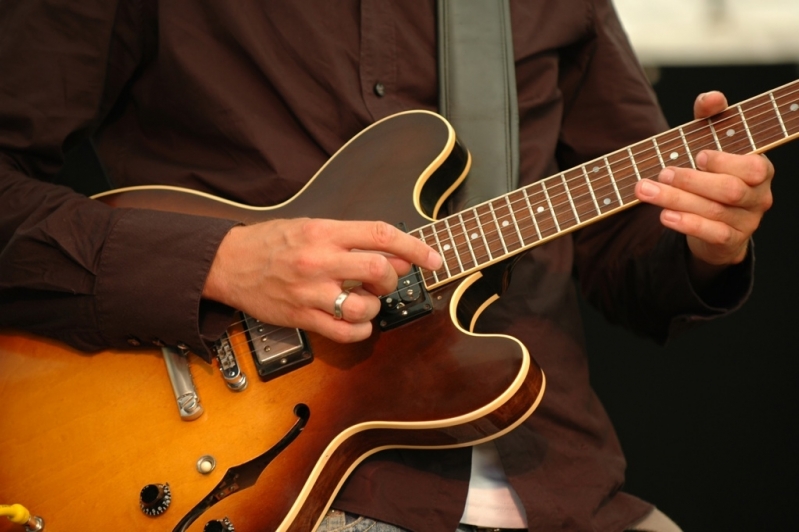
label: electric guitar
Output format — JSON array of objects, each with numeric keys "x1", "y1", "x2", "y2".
[{"x1": 2, "y1": 79, "x2": 798, "y2": 532}]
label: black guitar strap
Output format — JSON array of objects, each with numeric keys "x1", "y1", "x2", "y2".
[{"x1": 437, "y1": 0, "x2": 520, "y2": 211}]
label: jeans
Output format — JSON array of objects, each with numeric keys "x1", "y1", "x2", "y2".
[{"x1": 316, "y1": 509, "x2": 526, "y2": 532}]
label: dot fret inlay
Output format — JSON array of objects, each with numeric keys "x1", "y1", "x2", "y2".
[{"x1": 726, "y1": 129, "x2": 735, "y2": 137}]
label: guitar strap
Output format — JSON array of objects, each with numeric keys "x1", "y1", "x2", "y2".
[{"x1": 437, "y1": 0, "x2": 520, "y2": 211}]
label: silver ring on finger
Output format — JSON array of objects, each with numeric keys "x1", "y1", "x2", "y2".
[{"x1": 333, "y1": 290, "x2": 351, "y2": 320}]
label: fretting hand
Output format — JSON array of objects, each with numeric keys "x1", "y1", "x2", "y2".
[{"x1": 635, "y1": 91, "x2": 775, "y2": 283}]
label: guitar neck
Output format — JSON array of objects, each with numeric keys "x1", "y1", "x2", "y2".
[{"x1": 416, "y1": 79, "x2": 799, "y2": 288}]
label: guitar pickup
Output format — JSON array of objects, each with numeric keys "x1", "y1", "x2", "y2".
[{"x1": 243, "y1": 315, "x2": 312, "y2": 381}]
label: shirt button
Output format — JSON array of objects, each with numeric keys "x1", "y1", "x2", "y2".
[
  {"x1": 373, "y1": 82, "x2": 385, "y2": 97},
  {"x1": 126, "y1": 336, "x2": 142, "y2": 347}
]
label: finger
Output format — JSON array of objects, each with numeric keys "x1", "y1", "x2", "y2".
[
  {"x1": 663, "y1": 212, "x2": 748, "y2": 265},
  {"x1": 655, "y1": 166, "x2": 755, "y2": 211},
  {"x1": 326, "y1": 251, "x2": 400, "y2": 295},
  {"x1": 325, "y1": 220, "x2": 443, "y2": 271},
  {"x1": 325, "y1": 285, "x2": 381, "y2": 324},
  {"x1": 694, "y1": 91, "x2": 728, "y2": 119},
  {"x1": 302, "y1": 308, "x2": 374, "y2": 343},
  {"x1": 636, "y1": 178, "x2": 749, "y2": 229},
  {"x1": 695, "y1": 150, "x2": 775, "y2": 187}
]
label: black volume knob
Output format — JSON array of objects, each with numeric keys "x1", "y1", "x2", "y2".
[
  {"x1": 139, "y1": 483, "x2": 172, "y2": 516},
  {"x1": 204, "y1": 517, "x2": 235, "y2": 531}
]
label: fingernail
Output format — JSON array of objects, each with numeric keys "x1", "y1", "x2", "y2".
[
  {"x1": 662, "y1": 210, "x2": 681, "y2": 223},
  {"x1": 659, "y1": 168, "x2": 675, "y2": 185},
  {"x1": 639, "y1": 180, "x2": 659, "y2": 198},
  {"x1": 696, "y1": 151, "x2": 708, "y2": 170},
  {"x1": 698, "y1": 92, "x2": 707, "y2": 102},
  {"x1": 428, "y1": 250, "x2": 443, "y2": 270}
]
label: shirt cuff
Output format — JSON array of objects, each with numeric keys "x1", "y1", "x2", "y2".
[{"x1": 94, "y1": 207, "x2": 239, "y2": 360}]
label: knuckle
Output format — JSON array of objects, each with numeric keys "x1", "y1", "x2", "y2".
[
  {"x1": 301, "y1": 218, "x2": 330, "y2": 241},
  {"x1": 707, "y1": 201, "x2": 727, "y2": 221},
  {"x1": 721, "y1": 180, "x2": 747, "y2": 205},
  {"x1": 365, "y1": 253, "x2": 390, "y2": 280},
  {"x1": 371, "y1": 221, "x2": 396, "y2": 247}
]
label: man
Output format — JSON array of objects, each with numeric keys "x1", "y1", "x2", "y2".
[{"x1": 0, "y1": 1, "x2": 773, "y2": 531}]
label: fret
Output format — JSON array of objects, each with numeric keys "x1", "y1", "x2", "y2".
[
  {"x1": 541, "y1": 180, "x2": 561, "y2": 233},
  {"x1": 521, "y1": 188, "x2": 543, "y2": 240},
  {"x1": 430, "y1": 222, "x2": 453, "y2": 278},
  {"x1": 561, "y1": 174, "x2": 581, "y2": 224},
  {"x1": 770, "y1": 92, "x2": 789, "y2": 137},
  {"x1": 457, "y1": 213, "x2": 479, "y2": 268},
  {"x1": 475, "y1": 204, "x2": 502, "y2": 260},
  {"x1": 606, "y1": 151, "x2": 637, "y2": 205},
  {"x1": 563, "y1": 167, "x2": 596, "y2": 222},
  {"x1": 737, "y1": 106, "x2": 756, "y2": 151},
  {"x1": 627, "y1": 147, "x2": 642, "y2": 181},
  {"x1": 581, "y1": 166, "x2": 601, "y2": 215},
  {"x1": 678, "y1": 127, "x2": 696, "y2": 169},
  {"x1": 742, "y1": 94, "x2": 784, "y2": 150},
  {"x1": 708, "y1": 119, "x2": 723, "y2": 150},
  {"x1": 488, "y1": 202, "x2": 509, "y2": 254},
  {"x1": 491, "y1": 197, "x2": 523, "y2": 252},
  {"x1": 584, "y1": 161, "x2": 621, "y2": 214},
  {"x1": 629, "y1": 141, "x2": 661, "y2": 181},
  {"x1": 773, "y1": 84, "x2": 799, "y2": 136},
  {"x1": 461, "y1": 208, "x2": 491, "y2": 265},
  {"x1": 504, "y1": 195, "x2": 527, "y2": 247},
  {"x1": 417, "y1": 226, "x2": 441, "y2": 284},
  {"x1": 443, "y1": 218, "x2": 465, "y2": 273},
  {"x1": 653, "y1": 131, "x2": 692, "y2": 170},
  {"x1": 711, "y1": 106, "x2": 751, "y2": 154},
  {"x1": 526, "y1": 183, "x2": 557, "y2": 238},
  {"x1": 652, "y1": 138, "x2": 665, "y2": 167},
  {"x1": 681, "y1": 120, "x2": 710, "y2": 165},
  {"x1": 545, "y1": 176, "x2": 579, "y2": 231},
  {"x1": 508, "y1": 189, "x2": 539, "y2": 245}
]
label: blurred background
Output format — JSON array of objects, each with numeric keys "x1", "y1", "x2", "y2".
[{"x1": 584, "y1": 1, "x2": 799, "y2": 529}]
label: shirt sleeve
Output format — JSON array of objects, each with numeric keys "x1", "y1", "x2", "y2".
[
  {"x1": 0, "y1": 1, "x2": 238, "y2": 359},
  {"x1": 561, "y1": 0, "x2": 753, "y2": 343}
]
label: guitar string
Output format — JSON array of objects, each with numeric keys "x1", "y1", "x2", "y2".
[
  {"x1": 422, "y1": 91, "x2": 799, "y2": 274},
  {"x1": 215, "y1": 86, "x2": 799, "y2": 347}
]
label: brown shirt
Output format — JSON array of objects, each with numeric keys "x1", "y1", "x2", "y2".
[{"x1": 0, "y1": 1, "x2": 752, "y2": 530}]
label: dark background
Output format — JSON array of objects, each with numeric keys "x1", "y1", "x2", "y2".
[{"x1": 584, "y1": 64, "x2": 799, "y2": 530}]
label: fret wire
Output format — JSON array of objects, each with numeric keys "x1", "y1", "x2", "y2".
[
  {"x1": 627, "y1": 148, "x2": 642, "y2": 181},
  {"x1": 417, "y1": 227, "x2": 440, "y2": 284},
  {"x1": 541, "y1": 182, "x2": 560, "y2": 233},
  {"x1": 505, "y1": 195, "x2": 527, "y2": 247},
  {"x1": 488, "y1": 202, "x2": 509, "y2": 255},
  {"x1": 474, "y1": 207, "x2": 494, "y2": 261},
  {"x1": 560, "y1": 174, "x2": 581, "y2": 224},
  {"x1": 652, "y1": 138, "x2": 666, "y2": 168},
  {"x1": 707, "y1": 119, "x2": 723, "y2": 150},
  {"x1": 443, "y1": 217, "x2": 464, "y2": 272},
  {"x1": 603, "y1": 157, "x2": 623, "y2": 203},
  {"x1": 457, "y1": 213, "x2": 479, "y2": 267},
  {"x1": 737, "y1": 106, "x2": 757, "y2": 151},
  {"x1": 678, "y1": 127, "x2": 696, "y2": 169},
  {"x1": 522, "y1": 188, "x2": 543, "y2": 240},
  {"x1": 430, "y1": 222, "x2": 452, "y2": 279},
  {"x1": 582, "y1": 166, "x2": 602, "y2": 215},
  {"x1": 770, "y1": 92, "x2": 789, "y2": 137}
]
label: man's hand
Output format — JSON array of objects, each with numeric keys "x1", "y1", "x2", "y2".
[
  {"x1": 634, "y1": 91, "x2": 774, "y2": 283},
  {"x1": 202, "y1": 218, "x2": 442, "y2": 343}
]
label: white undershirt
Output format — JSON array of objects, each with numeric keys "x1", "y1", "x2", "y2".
[{"x1": 460, "y1": 441, "x2": 528, "y2": 528}]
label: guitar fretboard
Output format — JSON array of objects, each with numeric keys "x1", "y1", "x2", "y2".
[{"x1": 414, "y1": 79, "x2": 799, "y2": 288}]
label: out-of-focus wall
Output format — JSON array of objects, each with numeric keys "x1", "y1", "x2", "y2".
[{"x1": 614, "y1": 0, "x2": 799, "y2": 65}]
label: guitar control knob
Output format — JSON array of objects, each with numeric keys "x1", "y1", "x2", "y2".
[
  {"x1": 139, "y1": 483, "x2": 172, "y2": 516},
  {"x1": 204, "y1": 517, "x2": 235, "y2": 531}
]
